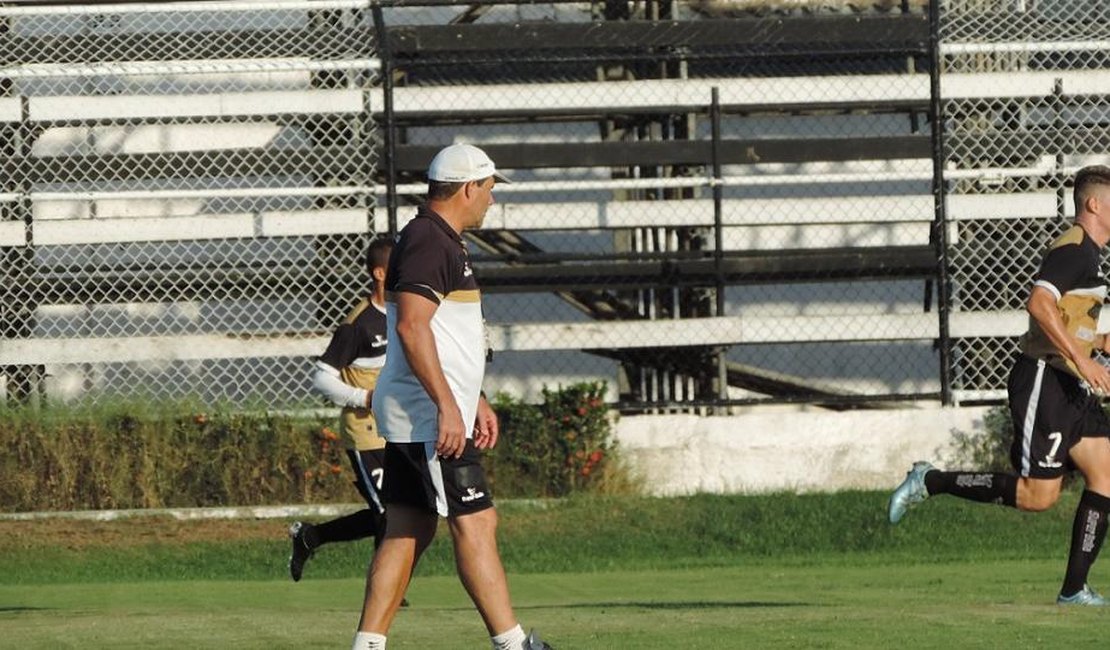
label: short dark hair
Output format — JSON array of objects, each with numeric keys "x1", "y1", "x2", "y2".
[
  {"x1": 426, "y1": 176, "x2": 493, "y2": 202},
  {"x1": 365, "y1": 236, "x2": 393, "y2": 275},
  {"x1": 1073, "y1": 165, "x2": 1110, "y2": 214},
  {"x1": 427, "y1": 180, "x2": 466, "y2": 201}
]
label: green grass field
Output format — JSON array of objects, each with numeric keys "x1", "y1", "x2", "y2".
[{"x1": 1, "y1": 491, "x2": 1108, "y2": 648}]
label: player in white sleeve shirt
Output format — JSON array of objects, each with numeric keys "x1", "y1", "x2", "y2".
[
  {"x1": 287, "y1": 239, "x2": 398, "y2": 584},
  {"x1": 351, "y1": 144, "x2": 552, "y2": 650}
]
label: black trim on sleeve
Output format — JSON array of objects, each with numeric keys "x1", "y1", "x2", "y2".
[
  {"x1": 319, "y1": 323, "x2": 360, "y2": 369},
  {"x1": 394, "y1": 283, "x2": 442, "y2": 305}
]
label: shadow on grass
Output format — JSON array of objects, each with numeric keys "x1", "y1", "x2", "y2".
[
  {"x1": 0, "y1": 606, "x2": 51, "y2": 613},
  {"x1": 512, "y1": 601, "x2": 813, "y2": 611}
]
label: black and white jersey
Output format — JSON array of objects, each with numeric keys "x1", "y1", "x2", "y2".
[
  {"x1": 316, "y1": 297, "x2": 388, "y2": 450},
  {"x1": 373, "y1": 206, "x2": 486, "y2": 444},
  {"x1": 1020, "y1": 224, "x2": 1108, "y2": 378},
  {"x1": 320, "y1": 297, "x2": 388, "y2": 377}
]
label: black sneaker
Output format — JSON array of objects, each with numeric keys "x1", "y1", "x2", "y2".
[{"x1": 288, "y1": 521, "x2": 316, "y2": 582}]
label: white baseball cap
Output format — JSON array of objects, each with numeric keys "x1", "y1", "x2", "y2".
[{"x1": 427, "y1": 143, "x2": 511, "y2": 184}]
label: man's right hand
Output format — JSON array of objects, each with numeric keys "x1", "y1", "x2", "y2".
[
  {"x1": 435, "y1": 405, "x2": 467, "y2": 459},
  {"x1": 1077, "y1": 356, "x2": 1110, "y2": 395}
]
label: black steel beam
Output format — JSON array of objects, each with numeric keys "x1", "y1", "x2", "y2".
[
  {"x1": 947, "y1": 129, "x2": 1110, "y2": 162},
  {"x1": 474, "y1": 246, "x2": 937, "y2": 292},
  {"x1": 4, "y1": 146, "x2": 370, "y2": 183},
  {"x1": 16, "y1": 245, "x2": 936, "y2": 305},
  {"x1": 0, "y1": 28, "x2": 375, "y2": 65},
  {"x1": 386, "y1": 15, "x2": 929, "y2": 54},
  {"x1": 0, "y1": 15, "x2": 927, "y2": 66},
  {"x1": 388, "y1": 99, "x2": 930, "y2": 125}
]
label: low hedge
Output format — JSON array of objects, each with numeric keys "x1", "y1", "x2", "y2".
[{"x1": 0, "y1": 382, "x2": 634, "y2": 512}]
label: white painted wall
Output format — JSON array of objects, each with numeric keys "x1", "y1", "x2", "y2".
[{"x1": 615, "y1": 405, "x2": 993, "y2": 495}]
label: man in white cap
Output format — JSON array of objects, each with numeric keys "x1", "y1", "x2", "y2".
[{"x1": 351, "y1": 143, "x2": 552, "y2": 650}]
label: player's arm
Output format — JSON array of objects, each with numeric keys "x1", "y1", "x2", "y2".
[
  {"x1": 394, "y1": 291, "x2": 466, "y2": 459},
  {"x1": 310, "y1": 361, "x2": 372, "y2": 409},
  {"x1": 1027, "y1": 285, "x2": 1110, "y2": 392},
  {"x1": 310, "y1": 324, "x2": 372, "y2": 409}
]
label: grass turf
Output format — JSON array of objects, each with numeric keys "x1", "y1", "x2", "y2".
[
  {"x1": 0, "y1": 490, "x2": 1085, "y2": 584},
  {"x1": 2, "y1": 562, "x2": 1106, "y2": 649},
  {"x1": 0, "y1": 490, "x2": 1105, "y2": 648}
]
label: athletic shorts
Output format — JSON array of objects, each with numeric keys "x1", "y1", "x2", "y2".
[
  {"x1": 380, "y1": 439, "x2": 494, "y2": 518},
  {"x1": 1007, "y1": 353, "x2": 1110, "y2": 479},
  {"x1": 346, "y1": 448, "x2": 386, "y2": 514}
]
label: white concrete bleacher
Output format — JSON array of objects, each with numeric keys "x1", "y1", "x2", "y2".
[{"x1": 1, "y1": 38, "x2": 1072, "y2": 374}]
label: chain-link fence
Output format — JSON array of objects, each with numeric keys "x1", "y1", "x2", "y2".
[
  {"x1": 379, "y1": 0, "x2": 936, "y2": 407},
  {"x1": 1, "y1": 1, "x2": 380, "y2": 405},
  {"x1": 3, "y1": 0, "x2": 1099, "y2": 409},
  {"x1": 940, "y1": 0, "x2": 1110, "y2": 401}
]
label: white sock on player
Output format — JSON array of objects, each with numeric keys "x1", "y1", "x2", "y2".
[
  {"x1": 490, "y1": 624, "x2": 526, "y2": 650},
  {"x1": 352, "y1": 631, "x2": 387, "y2": 650}
]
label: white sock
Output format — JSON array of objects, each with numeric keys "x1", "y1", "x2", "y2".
[
  {"x1": 490, "y1": 624, "x2": 526, "y2": 650},
  {"x1": 352, "y1": 631, "x2": 387, "y2": 650}
]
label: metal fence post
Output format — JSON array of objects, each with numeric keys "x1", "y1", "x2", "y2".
[
  {"x1": 372, "y1": 3, "x2": 398, "y2": 238},
  {"x1": 929, "y1": 0, "x2": 953, "y2": 405}
]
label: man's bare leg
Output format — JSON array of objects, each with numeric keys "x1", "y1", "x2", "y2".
[
  {"x1": 357, "y1": 505, "x2": 438, "y2": 633},
  {"x1": 448, "y1": 507, "x2": 517, "y2": 636}
]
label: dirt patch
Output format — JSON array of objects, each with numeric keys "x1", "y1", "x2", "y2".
[{"x1": 0, "y1": 517, "x2": 292, "y2": 551}]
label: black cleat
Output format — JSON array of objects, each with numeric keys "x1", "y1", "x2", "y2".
[{"x1": 288, "y1": 521, "x2": 316, "y2": 582}]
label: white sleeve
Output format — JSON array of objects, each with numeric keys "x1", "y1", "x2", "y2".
[{"x1": 311, "y1": 360, "x2": 369, "y2": 409}]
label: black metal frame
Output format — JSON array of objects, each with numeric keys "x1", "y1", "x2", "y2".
[
  {"x1": 0, "y1": 1, "x2": 946, "y2": 409},
  {"x1": 366, "y1": 4, "x2": 946, "y2": 410},
  {"x1": 927, "y1": 0, "x2": 954, "y2": 405}
]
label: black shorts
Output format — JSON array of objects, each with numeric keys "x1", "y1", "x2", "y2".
[
  {"x1": 1007, "y1": 354, "x2": 1110, "y2": 478},
  {"x1": 346, "y1": 448, "x2": 386, "y2": 514},
  {"x1": 381, "y1": 439, "x2": 494, "y2": 518}
]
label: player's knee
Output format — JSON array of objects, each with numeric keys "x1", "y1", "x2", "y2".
[
  {"x1": 1019, "y1": 490, "x2": 1059, "y2": 512},
  {"x1": 448, "y1": 506, "x2": 498, "y2": 539}
]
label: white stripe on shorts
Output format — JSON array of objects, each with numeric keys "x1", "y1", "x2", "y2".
[
  {"x1": 1020, "y1": 359, "x2": 1046, "y2": 477},
  {"x1": 423, "y1": 441, "x2": 449, "y2": 517}
]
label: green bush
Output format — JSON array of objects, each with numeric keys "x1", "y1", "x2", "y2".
[
  {"x1": 950, "y1": 405, "x2": 1013, "y2": 472},
  {"x1": 0, "y1": 400, "x2": 351, "y2": 512},
  {"x1": 0, "y1": 383, "x2": 637, "y2": 512},
  {"x1": 486, "y1": 382, "x2": 638, "y2": 498}
]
